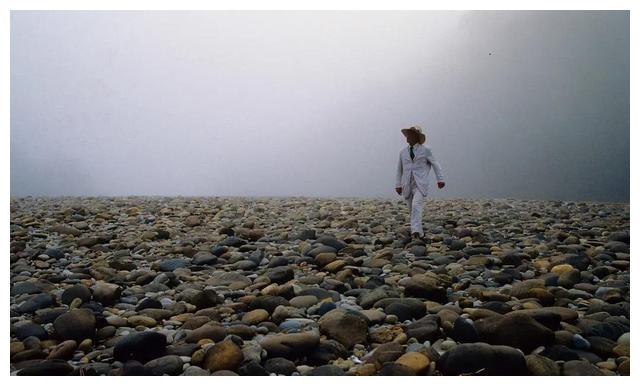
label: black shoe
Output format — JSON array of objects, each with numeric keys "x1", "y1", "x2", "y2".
[{"x1": 412, "y1": 232, "x2": 431, "y2": 244}]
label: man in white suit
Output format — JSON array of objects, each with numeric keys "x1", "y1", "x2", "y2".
[{"x1": 395, "y1": 125, "x2": 445, "y2": 241}]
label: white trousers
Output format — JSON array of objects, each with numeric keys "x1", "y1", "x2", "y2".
[{"x1": 405, "y1": 174, "x2": 426, "y2": 236}]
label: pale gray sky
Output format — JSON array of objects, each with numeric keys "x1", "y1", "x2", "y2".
[{"x1": 10, "y1": 11, "x2": 629, "y2": 202}]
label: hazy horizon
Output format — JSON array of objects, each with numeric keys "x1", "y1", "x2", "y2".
[{"x1": 11, "y1": 11, "x2": 630, "y2": 202}]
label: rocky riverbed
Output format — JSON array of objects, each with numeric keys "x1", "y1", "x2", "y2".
[{"x1": 9, "y1": 196, "x2": 630, "y2": 375}]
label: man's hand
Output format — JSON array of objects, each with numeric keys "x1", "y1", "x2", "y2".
[
  {"x1": 395, "y1": 187, "x2": 402, "y2": 195},
  {"x1": 437, "y1": 181, "x2": 446, "y2": 189}
]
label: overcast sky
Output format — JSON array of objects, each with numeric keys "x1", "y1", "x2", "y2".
[{"x1": 10, "y1": 11, "x2": 629, "y2": 202}]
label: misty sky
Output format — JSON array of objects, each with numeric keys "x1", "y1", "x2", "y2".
[{"x1": 10, "y1": 11, "x2": 629, "y2": 202}]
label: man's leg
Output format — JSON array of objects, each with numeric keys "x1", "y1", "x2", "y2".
[
  {"x1": 410, "y1": 188, "x2": 425, "y2": 236},
  {"x1": 405, "y1": 190, "x2": 413, "y2": 229}
]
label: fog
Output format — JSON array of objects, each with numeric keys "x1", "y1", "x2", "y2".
[{"x1": 10, "y1": 11, "x2": 629, "y2": 202}]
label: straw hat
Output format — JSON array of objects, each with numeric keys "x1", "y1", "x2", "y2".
[{"x1": 401, "y1": 125, "x2": 426, "y2": 144}]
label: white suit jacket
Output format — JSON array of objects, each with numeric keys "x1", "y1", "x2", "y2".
[{"x1": 395, "y1": 143, "x2": 445, "y2": 199}]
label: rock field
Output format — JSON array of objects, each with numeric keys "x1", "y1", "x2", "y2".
[{"x1": 9, "y1": 196, "x2": 630, "y2": 376}]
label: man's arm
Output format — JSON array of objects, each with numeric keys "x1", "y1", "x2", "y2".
[
  {"x1": 424, "y1": 146, "x2": 444, "y2": 182},
  {"x1": 395, "y1": 152, "x2": 403, "y2": 188}
]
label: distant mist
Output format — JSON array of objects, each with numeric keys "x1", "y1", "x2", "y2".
[{"x1": 11, "y1": 11, "x2": 629, "y2": 202}]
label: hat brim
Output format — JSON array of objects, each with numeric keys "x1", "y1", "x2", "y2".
[{"x1": 401, "y1": 128, "x2": 425, "y2": 144}]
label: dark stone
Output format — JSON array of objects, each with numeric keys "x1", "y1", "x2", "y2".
[
  {"x1": 113, "y1": 331, "x2": 167, "y2": 363},
  {"x1": 463, "y1": 246, "x2": 492, "y2": 255},
  {"x1": 501, "y1": 252, "x2": 525, "y2": 266},
  {"x1": 508, "y1": 309, "x2": 564, "y2": 330},
  {"x1": 298, "y1": 287, "x2": 340, "y2": 301},
  {"x1": 72, "y1": 362, "x2": 112, "y2": 376},
  {"x1": 451, "y1": 317, "x2": 479, "y2": 343},
  {"x1": 380, "y1": 363, "x2": 416, "y2": 376},
  {"x1": 17, "y1": 293, "x2": 55, "y2": 314},
  {"x1": 155, "y1": 230, "x2": 171, "y2": 240},
  {"x1": 166, "y1": 343, "x2": 199, "y2": 357},
  {"x1": 264, "y1": 357, "x2": 296, "y2": 375},
  {"x1": 525, "y1": 354, "x2": 561, "y2": 376},
  {"x1": 373, "y1": 298, "x2": 426, "y2": 319},
  {"x1": 249, "y1": 296, "x2": 289, "y2": 313},
  {"x1": 384, "y1": 302, "x2": 414, "y2": 322},
  {"x1": 558, "y1": 269, "x2": 581, "y2": 288},
  {"x1": 12, "y1": 349, "x2": 48, "y2": 362},
  {"x1": 158, "y1": 258, "x2": 190, "y2": 271},
  {"x1": 405, "y1": 315, "x2": 442, "y2": 342},
  {"x1": 143, "y1": 355, "x2": 184, "y2": 375},
  {"x1": 135, "y1": 298, "x2": 163, "y2": 311},
  {"x1": 11, "y1": 282, "x2": 42, "y2": 296},
  {"x1": 267, "y1": 256, "x2": 290, "y2": 268},
  {"x1": 370, "y1": 341, "x2": 404, "y2": 364},
  {"x1": 403, "y1": 278, "x2": 448, "y2": 303},
  {"x1": 560, "y1": 255, "x2": 592, "y2": 271},
  {"x1": 220, "y1": 237, "x2": 246, "y2": 247},
  {"x1": 191, "y1": 289, "x2": 223, "y2": 309},
  {"x1": 44, "y1": 248, "x2": 66, "y2": 259},
  {"x1": 449, "y1": 239, "x2": 466, "y2": 251},
  {"x1": 363, "y1": 276, "x2": 386, "y2": 289},
  {"x1": 585, "y1": 336, "x2": 616, "y2": 358},
  {"x1": 358, "y1": 286, "x2": 400, "y2": 309},
  {"x1": 34, "y1": 307, "x2": 67, "y2": 324},
  {"x1": 491, "y1": 270, "x2": 520, "y2": 285},
  {"x1": 316, "y1": 236, "x2": 347, "y2": 251},
  {"x1": 237, "y1": 360, "x2": 269, "y2": 376},
  {"x1": 61, "y1": 285, "x2": 92, "y2": 305},
  {"x1": 16, "y1": 359, "x2": 74, "y2": 376},
  {"x1": 562, "y1": 360, "x2": 605, "y2": 376},
  {"x1": 192, "y1": 252, "x2": 218, "y2": 265},
  {"x1": 109, "y1": 259, "x2": 137, "y2": 271},
  {"x1": 79, "y1": 300, "x2": 106, "y2": 315},
  {"x1": 12, "y1": 321, "x2": 47, "y2": 341},
  {"x1": 307, "y1": 364, "x2": 345, "y2": 376},
  {"x1": 53, "y1": 308, "x2": 96, "y2": 342},
  {"x1": 306, "y1": 245, "x2": 337, "y2": 258},
  {"x1": 410, "y1": 245, "x2": 427, "y2": 256},
  {"x1": 293, "y1": 229, "x2": 316, "y2": 241},
  {"x1": 474, "y1": 313, "x2": 554, "y2": 353},
  {"x1": 210, "y1": 246, "x2": 229, "y2": 256},
  {"x1": 122, "y1": 360, "x2": 156, "y2": 376},
  {"x1": 540, "y1": 345, "x2": 581, "y2": 362},
  {"x1": 437, "y1": 342, "x2": 528, "y2": 375},
  {"x1": 479, "y1": 301, "x2": 513, "y2": 314},
  {"x1": 607, "y1": 231, "x2": 629, "y2": 244},
  {"x1": 267, "y1": 266, "x2": 294, "y2": 284},
  {"x1": 307, "y1": 339, "x2": 348, "y2": 365},
  {"x1": 315, "y1": 302, "x2": 337, "y2": 316},
  {"x1": 579, "y1": 319, "x2": 629, "y2": 340},
  {"x1": 97, "y1": 325, "x2": 116, "y2": 340}
]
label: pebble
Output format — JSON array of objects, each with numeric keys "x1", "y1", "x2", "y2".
[
  {"x1": 395, "y1": 352, "x2": 430, "y2": 374},
  {"x1": 52, "y1": 308, "x2": 96, "y2": 342},
  {"x1": 202, "y1": 340, "x2": 244, "y2": 372},
  {"x1": 242, "y1": 309, "x2": 270, "y2": 324}
]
